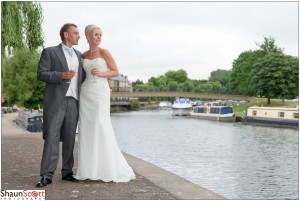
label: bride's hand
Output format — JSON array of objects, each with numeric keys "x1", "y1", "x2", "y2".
[
  {"x1": 91, "y1": 67, "x2": 97, "y2": 75},
  {"x1": 91, "y1": 67, "x2": 103, "y2": 77}
]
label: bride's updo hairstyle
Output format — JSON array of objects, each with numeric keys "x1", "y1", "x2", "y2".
[{"x1": 85, "y1": 24, "x2": 102, "y2": 43}]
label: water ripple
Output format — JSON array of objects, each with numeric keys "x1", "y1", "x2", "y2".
[{"x1": 111, "y1": 110, "x2": 298, "y2": 199}]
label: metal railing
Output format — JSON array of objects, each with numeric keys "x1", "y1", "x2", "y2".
[{"x1": 110, "y1": 91, "x2": 252, "y2": 101}]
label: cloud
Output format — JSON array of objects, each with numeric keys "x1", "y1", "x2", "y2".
[{"x1": 40, "y1": 1, "x2": 298, "y2": 82}]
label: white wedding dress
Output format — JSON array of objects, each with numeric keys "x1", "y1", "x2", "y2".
[{"x1": 75, "y1": 58, "x2": 135, "y2": 182}]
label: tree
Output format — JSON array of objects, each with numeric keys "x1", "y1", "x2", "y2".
[
  {"x1": 250, "y1": 52, "x2": 299, "y2": 104},
  {"x1": 165, "y1": 69, "x2": 188, "y2": 84},
  {"x1": 199, "y1": 83, "x2": 213, "y2": 93},
  {"x1": 156, "y1": 77, "x2": 168, "y2": 91},
  {"x1": 2, "y1": 1, "x2": 44, "y2": 104},
  {"x1": 198, "y1": 81, "x2": 224, "y2": 94},
  {"x1": 132, "y1": 79, "x2": 144, "y2": 88},
  {"x1": 256, "y1": 36, "x2": 284, "y2": 54},
  {"x1": 227, "y1": 36, "x2": 284, "y2": 96},
  {"x1": 134, "y1": 84, "x2": 146, "y2": 92},
  {"x1": 148, "y1": 76, "x2": 157, "y2": 85},
  {"x1": 248, "y1": 36, "x2": 298, "y2": 104},
  {"x1": 2, "y1": 48, "x2": 45, "y2": 108},
  {"x1": 209, "y1": 69, "x2": 231, "y2": 86},
  {"x1": 227, "y1": 50, "x2": 265, "y2": 95},
  {"x1": 1, "y1": 1, "x2": 44, "y2": 53},
  {"x1": 181, "y1": 80, "x2": 194, "y2": 92},
  {"x1": 168, "y1": 81, "x2": 179, "y2": 91}
]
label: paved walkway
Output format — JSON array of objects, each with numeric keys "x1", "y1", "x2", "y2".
[{"x1": 1, "y1": 112, "x2": 226, "y2": 200}]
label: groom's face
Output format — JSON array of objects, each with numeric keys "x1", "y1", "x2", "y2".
[{"x1": 65, "y1": 26, "x2": 80, "y2": 46}]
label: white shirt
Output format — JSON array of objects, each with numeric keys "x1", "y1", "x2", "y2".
[{"x1": 62, "y1": 43, "x2": 79, "y2": 100}]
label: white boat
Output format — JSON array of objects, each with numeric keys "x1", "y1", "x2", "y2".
[
  {"x1": 190, "y1": 106, "x2": 236, "y2": 122},
  {"x1": 171, "y1": 97, "x2": 192, "y2": 116},
  {"x1": 158, "y1": 101, "x2": 172, "y2": 109},
  {"x1": 242, "y1": 106, "x2": 299, "y2": 129}
]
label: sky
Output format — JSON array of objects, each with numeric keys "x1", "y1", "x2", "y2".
[{"x1": 40, "y1": 1, "x2": 298, "y2": 82}]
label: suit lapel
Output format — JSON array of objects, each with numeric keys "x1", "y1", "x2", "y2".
[
  {"x1": 73, "y1": 49, "x2": 83, "y2": 92},
  {"x1": 54, "y1": 44, "x2": 69, "y2": 71}
]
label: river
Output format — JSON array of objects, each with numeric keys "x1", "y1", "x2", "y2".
[{"x1": 111, "y1": 110, "x2": 298, "y2": 199}]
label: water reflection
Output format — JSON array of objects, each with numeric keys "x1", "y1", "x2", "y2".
[{"x1": 111, "y1": 110, "x2": 298, "y2": 199}]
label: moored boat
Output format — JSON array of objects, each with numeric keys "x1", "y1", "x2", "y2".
[
  {"x1": 15, "y1": 110, "x2": 43, "y2": 132},
  {"x1": 190, "y1": 106, "x2": 236, "y2": 122},
  {"x1": 158, "y1": 101, "x2": 172, "y2": 109},
  {"x1": 171, "y1": 97, "x2": 192, "y2": 116},
  {"x1": 242, "y1": 106, "x2": 299, "y2": 129}
]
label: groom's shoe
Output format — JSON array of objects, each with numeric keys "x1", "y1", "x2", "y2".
[
  {"x1": 36, "y1": 177, "x2": 52, "y2": 188},
  {"x1": 62, "y1": 173, "x2": 78, "y2": 182}
]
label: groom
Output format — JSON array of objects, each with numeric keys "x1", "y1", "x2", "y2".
[{"x1": 36, "y1": 23, "x2": 84, "y2": 187}]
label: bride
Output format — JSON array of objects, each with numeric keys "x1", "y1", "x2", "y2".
[{"x1": 75, "y1": 24, "x2": 135, "y2": 182}]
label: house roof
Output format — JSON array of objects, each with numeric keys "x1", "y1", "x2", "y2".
[{"x1": 109, "y1": 74, "x2": 129, "y2": 82}]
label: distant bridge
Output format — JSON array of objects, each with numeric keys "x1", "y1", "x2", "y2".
[{"x1": 111, "y1": 92, "x2": 252, "y2": 101}]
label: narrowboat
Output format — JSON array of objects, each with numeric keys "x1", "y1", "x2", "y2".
[
  {"x1": 15, "y1": 110, "x2": 43, "y2": 132},
  {"x1": 242, "y1": 106, "x2": 299, "y2": 129},
  {"x1": 171, "y1": 97, "x2": 193, "y2": 116},
  {"x1": 190, "y1": 106, "x2": 236, "y2": 122}
]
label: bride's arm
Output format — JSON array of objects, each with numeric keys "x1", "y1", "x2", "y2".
[{"x1": 96, "y1": 49, "x2": 119, "y2": 78}]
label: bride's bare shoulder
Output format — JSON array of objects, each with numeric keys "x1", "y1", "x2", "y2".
[
  {"x1": 82, "y1": 51, "x2": 90, "y2": 58},
  {"x1": 99, "y1": 48, "x2": 112, "y2": 57}
]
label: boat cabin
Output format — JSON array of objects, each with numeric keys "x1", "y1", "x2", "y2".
[{"x1": 247, "y1": 107, "x2": 299, "y2": 120}]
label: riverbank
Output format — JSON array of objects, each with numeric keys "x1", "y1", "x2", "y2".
[
  {"x1": 1, "y1": 112, "x2": 226, "y2": 200},
  {"x1": 233, "y1": 98, "x2": 298, "y2": 116}
]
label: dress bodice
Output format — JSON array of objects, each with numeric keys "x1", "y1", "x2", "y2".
[{"x1": 82, "y1": 58, "x2": 108, "y2": 83}]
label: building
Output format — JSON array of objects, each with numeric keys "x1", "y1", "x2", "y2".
[{"x1": 108, "y1": 74, "x2": 132, "y2": 101}]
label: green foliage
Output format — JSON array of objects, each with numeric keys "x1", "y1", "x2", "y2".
[
  {"x1": 227, "y1": 36, "x2": 297, "y2": 100},
  {"x1": 156, "y1": 77, "x2": 168, "y2": 91},
  {"x1": 227, "y1": 50, "x2": 265, "y2": 95},
  {"x1": 132, "y1": 36, "x2": 298, "y2": 103},
  {"x1": 133, "y1": 69, "x2": 226, "y2": 94},
  {"x1": 148, "y1": 76, "x2": 168, "y2": 91},
  {"x1": 2, "y1": 48, "x2": 45, "y2": 108},
  {"x1": 133, "y1": 84, "x2": 145, "y2": 92},
  {"x1": 130, "y1": 99, "x2": 140, "y2": 111},
  {"x1": 209, "y1": 69, "x2": 231, "y2": 86},
  {"x1": 181, "y1": 80, "x2": 194, "y2": 92},
  {"x1": 168, "y1": 81, "x2": 179, "y2": 91},
  {"x1": 1, "y1": 1, "x2": 44, "y2": 53},
  {"x1": 132, "y1": 79, "x2": 144, "y2": 88},
  {"x1": 256, "y1": 36, "x2": 284, "y2": 54},
  {"x1": 165, "y1": 69, "x2": 188, "y2": 84},
  {"x1": 2, "y1": 1, "x2": 44, "y2": 104},
  {"x1": 250, "y1": 52, "x2": 299, "y2": 104}
]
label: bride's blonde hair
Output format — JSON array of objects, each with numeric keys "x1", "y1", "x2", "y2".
[{"x1": 85, "y1": 24, "x2": 102, "y2": 43}]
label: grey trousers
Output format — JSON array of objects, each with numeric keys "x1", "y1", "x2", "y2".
[{"x1": 40, "y1": 97, "x2": 78, "y2": 179}]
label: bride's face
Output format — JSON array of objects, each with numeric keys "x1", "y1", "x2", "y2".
[{"x1": 90, "y1": 28, "x2": 102, "y2": 46}]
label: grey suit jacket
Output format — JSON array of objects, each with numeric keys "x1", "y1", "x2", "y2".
[{"x1": 37, "y1": 44, "x2": 85, "y2": 140}]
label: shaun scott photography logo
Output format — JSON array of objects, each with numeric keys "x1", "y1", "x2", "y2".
[{"x1": 0, "y1": 190, "x2": 45, "y2": 200}]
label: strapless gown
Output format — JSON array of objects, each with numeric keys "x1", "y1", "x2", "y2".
[{"x1": 75, "y1": 58, "x2": 135, "y2": 182}]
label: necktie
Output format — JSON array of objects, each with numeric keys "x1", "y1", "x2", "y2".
[{"x1": 66, "y1": 47, "x2": 73, "y2": 57}]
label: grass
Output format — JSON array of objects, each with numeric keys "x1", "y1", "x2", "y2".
[{"x1": 233, "y1": 98, "x2": 299, "y2": 116}]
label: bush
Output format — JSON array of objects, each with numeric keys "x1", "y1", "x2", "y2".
[
  {"x1": 130, "y1": 99, "x2": 140, "y2": 111},
  {"x1": 2, "y1": 48, "x2": 44, "y2": 108}
]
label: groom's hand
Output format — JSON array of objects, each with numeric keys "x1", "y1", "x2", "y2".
[{"x1": 62, "y1": 70, "x2": 76, "y2": 80}]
